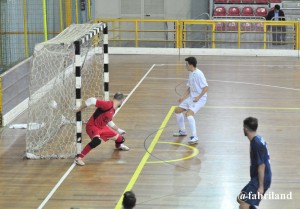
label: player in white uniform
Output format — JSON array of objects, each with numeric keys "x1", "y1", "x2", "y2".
[{"x1": 174, "y1": 57, "x2": 208, "y2": 144}]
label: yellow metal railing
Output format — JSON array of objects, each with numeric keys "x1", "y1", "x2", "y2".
[
  {"x1": 297, "y1": 21, "x2": 300, "y2": 50},
  {"x1": 96, "y1": 18, "x2": 179, "y2": 48},
  {"x1": 95, "y1": 18, "x2": 300, "y2": 50}
]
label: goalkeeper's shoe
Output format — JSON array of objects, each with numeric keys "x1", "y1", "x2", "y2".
[
  {"x1": 75, "y1": 157, "x2": 85, "y2": 166},
  {"x1": 173, "y1": 130, "x2": 187, "y2": 136},
  {"x1": 116, "y1": 143, "x2": 130, "y2": 151}
]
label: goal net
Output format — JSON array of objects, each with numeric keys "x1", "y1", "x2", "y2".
[{"x1": 26, "y1": 23, "x2": 108, "y2": 159}]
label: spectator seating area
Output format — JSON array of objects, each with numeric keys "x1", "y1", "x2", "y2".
[
  {"x1": 213, "y1": 0, "x2": 282, "y2": 31},
  {"x1": 213, "y1": 5, "x2": 269, "y2": 17},
  {"x1": 213, "y1": 0, "x2": 282, "y2": 17},
  {"x1": 209, "y1": 0, "x2": 295, "y2": 49},
  {"x1": 215, "y1": 21, "x2": 264, "y2": 31}
]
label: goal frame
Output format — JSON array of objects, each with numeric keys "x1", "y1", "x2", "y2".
[
  {"x1": 25, "y1": 22, "x2": 109, "y2": 159},
  {"x1": 75, "y1": 22, "x2": 109, "y2": 156}
]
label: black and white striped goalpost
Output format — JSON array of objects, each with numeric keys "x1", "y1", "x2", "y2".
[
  {"x1": 103, "y1": 25, "x2": 109, "y2": 101},
  {"x1": 74, "y1": 23, "x2": 108, "y2": 156}
]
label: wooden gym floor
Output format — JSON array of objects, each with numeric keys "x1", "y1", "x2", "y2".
[{"x1": 0, "y1": 55, "x2": 300, "y2": 209}]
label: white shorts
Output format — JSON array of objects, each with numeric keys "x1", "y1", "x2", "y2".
[{"x1": 179, "y1": 97, "x2": 206, "y2": 114}]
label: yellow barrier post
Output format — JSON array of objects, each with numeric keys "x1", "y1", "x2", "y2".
[
  {"x1": 59, "y1": 0, "x2": 63, "y2": 31},
  {"x1": 111, "y1": 21, "x2": 114, "y2": 47},
  {"x1": 23, "y1": 0, "x2": 28, "y2": 57},
  {"x1": 237, "y1": 21, "x2": 241, "y2": 49},
  {"x1": 174, "y1": 21, "x2": 177, "y2": 48},
  {"x1": 42, "y1": 0, "x2": 48, "y2": 41},
  {"x1": 135, "y1": 21, "x2": 138, "y2": 47},
  {"x1": 75, "y1": 0, "x2": 79, "y2": 24},
  {"x1": 65, "y1": 0, "x2": 72, "y2": 27},
  {"x1": 212, "y1": 22, "x2": 216, "y2": 49},
  {"x1": 178, "y1": 21, "x2": 182, "y2": 48},
  {"x1": 296, "y1": 21, "x2": 300, "y2": 50},
  {"x1": 263, "y1": 22, "x2": 267, "y2": 49},
  {"x1": 118, "y1": 21, "x2": 121, "y2": 47},
  {"x1": 110, "y1": 21, "x2": 117, "y2": 47},
  {"x1": 88, "y1": 0, "x2": 91, "y2": 21},
  {"x1": 183, "y1": 22, "x2": 186, "y2": 48}
]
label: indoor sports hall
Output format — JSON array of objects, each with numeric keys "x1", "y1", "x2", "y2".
[{"x1": 0, "y1": 1, "x2": 300, "y2": 209}]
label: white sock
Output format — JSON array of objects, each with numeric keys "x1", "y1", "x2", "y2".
[
  {"x1": 176, "y1": 113, "x2": 185, "y2": 131},
  {"x1": 187, "y1": 115, "x2": 197, "y2": 137}
]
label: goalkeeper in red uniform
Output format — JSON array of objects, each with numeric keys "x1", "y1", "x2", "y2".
[{"x1": 75, "y1": 92, "x2": 129, "y2": 166}]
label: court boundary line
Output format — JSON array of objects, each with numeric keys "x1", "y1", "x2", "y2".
[
  {"x1": 152, "y1": 63, "x2": 300, "y2": 67},
  {"x1": 37, "y1": 64, "x2": 157, "y2": 209},
  {"x1": 146, "y1": 76, "x2": 300, "y2": 92},
  {"x1": 114, "y1": 106, "x2": 176, "y2": 209}
]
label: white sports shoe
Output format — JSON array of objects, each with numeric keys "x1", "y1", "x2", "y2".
[
  {"x1": 116, "y1": 143, "x2": 130, "y2": 151},
  {"x1": 173, "y1": 130, "x2": 187, "y2": 136},
  {"x1": 75, "y1": 157, "x2": 85, "y2": 166},
  {"x1": 188, "y1": 136, "x2": 199, "y2": 145}
]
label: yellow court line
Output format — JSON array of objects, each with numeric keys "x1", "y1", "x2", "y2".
[
  {"x1": 205, "y1": 106, "x2": 300, "y2": 110},
  {"x1": 114, "y1": 106, "x2": 175, "y2": 209},
  {"x1": 147, "y1": 142, "x2": 199, "y2": 164}
]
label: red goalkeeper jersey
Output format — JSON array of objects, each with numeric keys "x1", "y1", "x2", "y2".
[{"x1": 86, "y1": 100, "x2": 115, "y2": 128}]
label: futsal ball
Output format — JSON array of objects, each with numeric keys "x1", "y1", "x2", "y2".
[{"x1": 49, "y1": 100, "x2": 58, "y2": 109}]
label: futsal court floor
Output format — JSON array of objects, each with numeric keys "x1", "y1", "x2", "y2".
[{"x1": 0, "y1": 55, "x2": 300, "y2": 209}]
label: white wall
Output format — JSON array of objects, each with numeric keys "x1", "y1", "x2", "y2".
[
  {"x1": 165, "y1": 0, "x2": 191, "y2": 19},
  {"x1": 95, "y1": 0, "x2": 120, "y2": 18},
  {"x1": 95, "y1": 0, "x2": 193, "y2": 19}
]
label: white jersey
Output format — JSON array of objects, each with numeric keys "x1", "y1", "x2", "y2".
[{"x1": 187, "y1": 68, "x2": 208, "y2": 100}]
